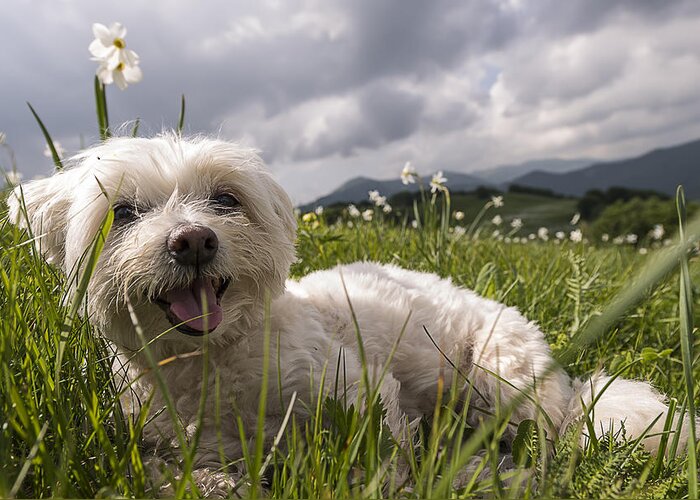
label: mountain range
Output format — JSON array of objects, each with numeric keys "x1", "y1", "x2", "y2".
[
  {"x1": 300, "y1": 138, "x2": 700, "y2": 209},
  {"x1": 511, "y1": 138, "x2": 700, "y2": 198}
]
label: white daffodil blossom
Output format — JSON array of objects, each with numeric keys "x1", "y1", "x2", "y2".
[
  {"x1": 601, "y1": 233, "x2": 610, "y2": 242},
  {"x1": 639, "y1": 247, "x2": 649, "y2": 255},
  {"x1": 613, "y1": 236, "x2": 624, "y2": 245},
  {"x1": 510, "y1": 218, "x2": 523, "y2": 230},
  {"x1": 411, "y1": 220, "x2": 419, "y2": 229},
  {"x1": 453, "y1": 226, "x2": 466, "y2": 237},
  {"x1": 491, "y1": 215, "x2": 503, "y2": 226},
  {"x1": 528, "y1": 233, "x2": 536, "y2": 240},
  {"x1": 569, "y1": 229, "x2": 583, "y2": 242},
  {"x1": 361, "y1": 209, "x2": 373, "y2": 222},
  {"x1": 314, "y1": 206, "x2": 324, "y2": 216},
  {"x1": 430, "y1": 171, "x2": 447, "y2": 193},
  {"x1": 382, "y1": 204, "x2": 392, "y2": 214},
  {"x1": 90, "y1": 22, "x2": 142, "y2": 90},
  {"x1": 368, "y1": 190, "x2": 380, "y2": 202},
  {"x1": 626, "y1": 234, "x2": 638, "y2": 244},
  {"x1": 570, "y1": 212, "x2": 581, "y2": 225},
  {"x1": 43, "y1": 141, "x2": 65, "y2": 159},
  {"x1": 650, "y1": 224, "x2": 665, "y2": 240},
  {"x1": 347, "y1": 204, "x2": 360, "y2": 218},
  {"x1": 537, "y1": 227, "x2": 549, "y2": 241},
  {"x1": 491, "y1": 195, "x2": 504, "y2": 208},
  {"x1": 453, "y1": 211, "x2": 465, "y2": 221},
  {"x1": 492, "y1": 230, "x2": 500, "y2": 238},
  {"x1": 400, "y1": 162, "x2": 417, "y2": 185},
  {"x1": 555, "y1": 231, "x2": 565, "y2": 240}
]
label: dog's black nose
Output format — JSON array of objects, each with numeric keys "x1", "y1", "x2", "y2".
[{"x1": 167, "y1": 225, "x2": 219, "y2": 266}]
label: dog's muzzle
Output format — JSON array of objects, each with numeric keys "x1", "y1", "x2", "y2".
[{"x1": 155, "y1": 225, "x2": 230, "y2": 335}]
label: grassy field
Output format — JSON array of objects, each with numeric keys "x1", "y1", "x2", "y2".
[{"x1": 0, "y1": 185, "x2": 698, "y2": 498}]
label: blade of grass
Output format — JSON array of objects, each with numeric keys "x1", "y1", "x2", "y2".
[
  {"x1": 676, "y1": 185, "x2": 697, "y2": 499},
  {"x1": 177, "y1": 94, "x2": 186, "y2": 134},
  {"x1": 93, "y1": 76, "x2": 110, "y2": 140},
  {"x1": 26, "y1": 102, "x2": 63, "y2": 170}
]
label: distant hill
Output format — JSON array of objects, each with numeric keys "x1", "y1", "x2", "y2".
[
  {"x1": 300, "y1": 170, "x2": 491, "y2": 210},
  {"x1": 510, "y1": 139, "x2": 700, "y2": 198},
  {"x1": 472, "y1": 158, "x2": 595, "y2": 183}
]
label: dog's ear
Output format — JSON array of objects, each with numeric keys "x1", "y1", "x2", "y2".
[
  {"x1": 7, "y1": 173, "x2": 74, "y2": 267},
  {"x1": 263, "y1": 174, "x2": 297, "y2": 244}
]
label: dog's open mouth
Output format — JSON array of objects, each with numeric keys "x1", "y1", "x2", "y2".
[{"x1": 155, "y1": 278, "x2": 230, "y2": 335}]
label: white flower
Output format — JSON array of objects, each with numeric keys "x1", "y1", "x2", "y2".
[
  {"x1": 491, "y1": 215, "x2": 503, "y2": 226},
  {"x1": 90, "y1": 22, "x2": 143, "y2": 90},
  {"x1": 613, "y1": 236, "x2": 624, "y2": 245},
  {"x1": 453, "y1": 226, "x2": 466, "y2": 238},
  {"x1": 504, "y1": 237, "x2": 512, "y2": 244},
  {"x1": 5, "y1": 171, "x2": 22, "y2": 185},
  {"x1": 314, "y1": 205, "x2": 324, "y2": 216},
  {"x1": 570, "y1": 212, "x2": 581, "y2": 225},
  {"x1": 569, "y1": 229, "x2": 583, "y2": 242},
  {"x1": 43, "y1": 141, "x2": 65, "y2": 159},
  {"x1": 491, "y1": 195, "x2": 504, "y2": 208},
  {"x1": 650, "y1": 224, "x2": 665, "y2": 241},
  {"x1": 347, "y1": 221, "x2": 354, "y2": 228},
  {"x1": 361, "y1": 209, "x2": 373, "y2": 222},
  {"x1": 510, "y1": 218, "x2": 523, "y2": 230},
  {"x1": 400, "y1": 162, "x2": 417, "y2": 185},
  {"x1": 601, "y1": 233, "x2": 609, "y2": 242},
  {"x1": 453, "y1": 211, "x2": 465, "y2": 221},
  {"x1": 639, "y1": 247, "x2": 648, "y2": 255},
  {"x1": 0, "y1": 132, "x2": 6, "y2": 145},
  {"x1": 368, "y1": 190, "x2": 387, "y2": 207},
  {"x1": 430, "y1": 171, "x2": 447, "y2": 193},
  {"x1": 382, "y1": 204, "x2": 392, "y2": 214},
  {"x1": 537, "y1": 227, "x2": 549, "y2": 241},
  {"x1": 492, "y1": 230, "x2": 501, "y2": 238},
  {"x1": 411, "y1": 219, "x2": 419, "y2": 229},
  {"x1": 347, "y1": 204, "x2": 360, "y2": 218},
  {"x1": 625, "y1": 233, "x2": 638, "y2": 244},
  {"x1": 528, "y1": 233, "x2": 536, "y2": 240},
  {"x1": 555, "y1": 231, "x2": 565, "y2": 240}
]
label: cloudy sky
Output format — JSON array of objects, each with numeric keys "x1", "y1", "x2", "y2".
[{"x1": 2, "y1": 0, "x2": 700, "y2": 204}]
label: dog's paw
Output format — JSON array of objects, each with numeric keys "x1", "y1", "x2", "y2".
[{"x1": 191, "y1": 467, "x2": 243, "y2": 498}]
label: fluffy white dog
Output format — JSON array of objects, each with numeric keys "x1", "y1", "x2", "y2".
[{"x1": 7, "y1": 134, "x2": 692, "y2": 495}]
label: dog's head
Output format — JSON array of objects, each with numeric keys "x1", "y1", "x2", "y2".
[{"x1": 8, "y1": 134, "x2": 297, "y2": 351}]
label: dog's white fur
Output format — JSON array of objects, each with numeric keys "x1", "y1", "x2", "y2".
[{"x1": 7, "y1": 134, "x2": 693, "y2": 494}]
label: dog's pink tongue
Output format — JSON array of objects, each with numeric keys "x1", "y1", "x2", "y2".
[{"x1": 166, "y1": 279, "x2": 222, "y2": 332}]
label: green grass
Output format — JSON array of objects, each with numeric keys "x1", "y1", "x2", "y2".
[
  {"x1": 449, "y1": 191, "x2": 579, "y2": 233},
  {"x1": 1, "y1": 185, "x2": 698, "y2": 498}
]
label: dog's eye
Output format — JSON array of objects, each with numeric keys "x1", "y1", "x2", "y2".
[
  {"x1": 212, "y1": 193, "x2": 240, "y2": 210},
  {"x1": 113, "y1": 204, "x2": 137, "y2": 222}
]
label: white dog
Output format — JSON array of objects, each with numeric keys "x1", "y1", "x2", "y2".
[{"x1": 7, "y1": 134, "x2": 692, "y2": 495}]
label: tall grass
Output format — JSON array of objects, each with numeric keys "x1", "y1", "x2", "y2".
[{"x1": 0, "y1": 178, "x2": 698, "y2": 497}]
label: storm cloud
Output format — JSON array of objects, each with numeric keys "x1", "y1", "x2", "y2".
[{"x1": 1, "y1": 0, "x2": 699, "y2": 203}]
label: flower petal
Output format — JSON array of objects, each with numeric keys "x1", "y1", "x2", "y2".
[
  {"x1": 97, "y1": 64, "x2": 114, "y2": 85},
  {"x1": 113, "y1": 70, "x2": 128, "y2": 90},
  {"x1": 122, "y1": 65, "x2": 142, "y2": 84},
  {"x1": 89, "y1": 39, "x2": 112, "y2": 59},
  {"x1": 109, "y1": 22, "x2": 126, "y2": 39}
]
